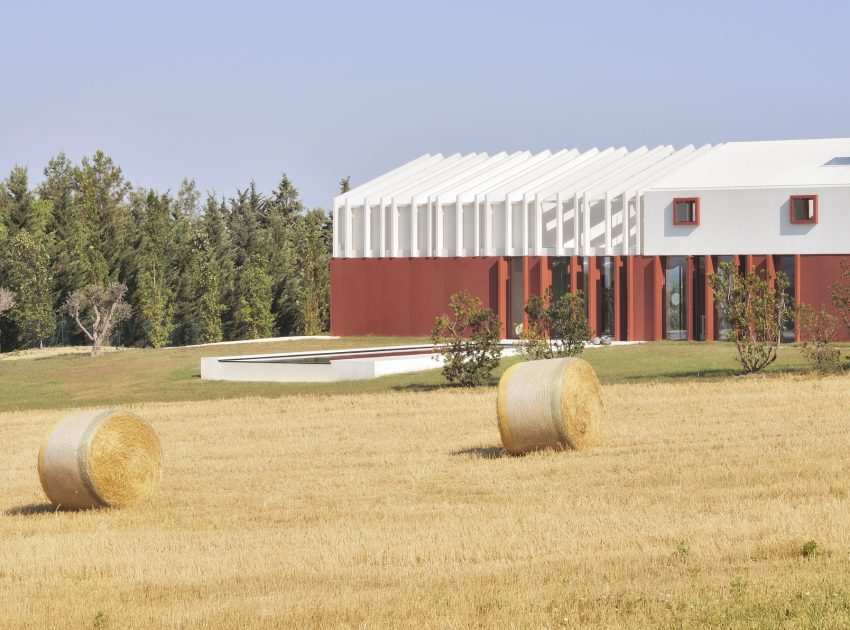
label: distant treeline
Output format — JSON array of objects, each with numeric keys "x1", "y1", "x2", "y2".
[{"x1": 0, "y1": 150, "x2": 335, "y2": 352}]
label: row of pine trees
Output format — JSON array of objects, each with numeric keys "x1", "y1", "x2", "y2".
[{"x1": 0, "y1": 150, "x2": 334, "y2": 352}]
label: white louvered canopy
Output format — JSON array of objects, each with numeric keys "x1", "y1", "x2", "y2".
[{"x1": 333, "y1": 145, "x2": 720, "y2": 259}]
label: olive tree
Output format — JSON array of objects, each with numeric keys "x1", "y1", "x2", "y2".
[
  {"x1": 708, "y1": 261, "x2": 792, "y2": 374},
  {"x1": 63, "y1": 284, "x2": 132, "y2": 356}
]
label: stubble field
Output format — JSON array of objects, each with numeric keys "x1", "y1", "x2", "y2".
[{"x1": 2, "y1": 364, "x2": 850, "y2": 628}]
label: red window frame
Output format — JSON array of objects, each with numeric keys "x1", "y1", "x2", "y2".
[
  {"x1": 789, "y1": 194, "x2": 818, "y2": 224},
  {"x1": 672, "y1": 197, "x2": 700, "y2": 226}
]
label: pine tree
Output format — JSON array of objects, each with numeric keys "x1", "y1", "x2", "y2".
[
  {"x1": 75, "y1": 151, "x2": 132, "y2": 283},
  {"x1": 40, "y1": 153, "x2": 103, "y2": 307},
  {"x1": 1, "y1": 166, "x2": 51, "y2": 236},
  {"x1": 229, "y1": 182, "x2": 268, "y2": 267}
]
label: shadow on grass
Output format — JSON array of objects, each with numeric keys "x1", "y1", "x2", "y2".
[
  {"x1": 4, "y1": 503, "x2": 60, "y2": 516},
  {"x1": 620, "y1": 367, "x2": 739, "y2": 381},
  {"x1": 391, "y1": 378, "x2": 500, "y2": 393},
  {"x1": 451, "y1": 446, "x2": 508, "y2": 459},
  {"x1": 390, "y1": 383, "x2": 449, "y2": 393}
]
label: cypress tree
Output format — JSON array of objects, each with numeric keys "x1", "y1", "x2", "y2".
[
  {"x1": 3, "y1": 230, "x2": 55, "y2": 348},
  {"x1": 267, "y1": 174, "x2": 303, "y2": 335},
  {"x1": 232, "y1": 255, "x2": 275, "y2": 339}
]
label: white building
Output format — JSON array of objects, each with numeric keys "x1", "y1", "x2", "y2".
[{"x1": 331, "y1": 138, "x2": 850, "y2": 341}]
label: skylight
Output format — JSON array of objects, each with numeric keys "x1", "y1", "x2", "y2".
[{"x1": 823, "y1": 157, "x2": 850, "y2": 166}]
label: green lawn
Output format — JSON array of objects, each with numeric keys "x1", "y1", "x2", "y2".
[{"x1": 0, "y1": 338, "x2": 846, "y2": 413}]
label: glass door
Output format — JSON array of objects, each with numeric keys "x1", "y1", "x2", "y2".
[
  {"x1": 509, "y1": 258, "x2": 524, "y2": 338},
  {"x1": 665, "y1": 256, "x2": 687, "y2": 340}
]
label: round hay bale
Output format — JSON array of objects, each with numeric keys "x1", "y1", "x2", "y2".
[
  {"x1": 497, "y1": 358, "x2": 604, "y2": 455},
  {"x1": 37, "y1": 409, "x2": 162, "y2": 509}
]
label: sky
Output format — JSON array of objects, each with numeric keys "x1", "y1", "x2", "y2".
[{"x1": 2, "y1": 0, "x2": 849, "y2": 210}]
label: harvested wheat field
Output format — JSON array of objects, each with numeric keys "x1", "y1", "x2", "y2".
[{"x1": 2, "y1": 375, "x2": 850, "y2": 628}]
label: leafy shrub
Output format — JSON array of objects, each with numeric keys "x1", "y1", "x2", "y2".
[
  {"x1": 430, "y1": 290, "x2": 502, "y2": 387},
  {"x1": 517, "y1": 289, "x2": 591, "y2": 360},
  {"x1": 708, "y1": 261, "x2": 792, "y2": 374},
  {"x1": 801, "y1": 540, "x2": 819, "y2": 558},
  {"x1": 797, "y1": 304, "x2": 842, "y2": 374}
]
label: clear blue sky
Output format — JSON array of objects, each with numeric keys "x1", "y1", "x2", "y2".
[{"x1": 2, "y1": 0, "x2": 848, "y2": 210}]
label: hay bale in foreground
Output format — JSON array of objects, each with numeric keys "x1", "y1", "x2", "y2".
[
  {"x1": 497, "y1": 358, "x2": 604, "y2": 455},
  {"x1": 37, "y1": 409, "x2": 162, "y2": 509}
]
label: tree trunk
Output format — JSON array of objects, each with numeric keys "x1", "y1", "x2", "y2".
[{"x1": 91, "y1": 335, "x2": 102, "y2": 357}]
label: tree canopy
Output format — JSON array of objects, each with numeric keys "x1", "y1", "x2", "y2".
[{"x1": 0, "y1": 152, "x2": 333, "y2": 352}]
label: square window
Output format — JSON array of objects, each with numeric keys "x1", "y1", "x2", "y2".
[
  {"x1": 790, "y1": 195, "x2": 817, "y2": 224},
  {"x1": 673, "y1": 198, "x2": 700, "y2": 225}
]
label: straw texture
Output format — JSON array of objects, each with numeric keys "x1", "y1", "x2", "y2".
[
  {"x1": 497, "y1": 358, "x2": 603, "y2": 455},
  {"x1": 37, "y1": 409, "x2": 162, "y2": 509}
]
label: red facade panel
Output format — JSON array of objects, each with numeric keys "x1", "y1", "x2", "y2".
[
  {"x1": 330, "y1": 257, "x2": 504, "y2": 337},
  {"x1": 798, "y1": 255, "x2": 850, "y2": 341},
  {"x1": 629, "y1": 256, "x2": 659, "y2": 341}
]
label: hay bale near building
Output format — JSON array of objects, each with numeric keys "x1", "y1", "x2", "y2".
[
  {"x1": 37, "y1": 409, "x2": 162, "y2": 509},
  {"x1": 497, "y1": 358, "x2": 603, "y2": 455}
]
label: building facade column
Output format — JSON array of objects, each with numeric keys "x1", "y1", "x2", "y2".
[
  {"x1": 653, "y1": 256, "x2": 664, "y2": 341},
  {"x1": 704, "y1": 255, "x2": 715, "y2": 341}
]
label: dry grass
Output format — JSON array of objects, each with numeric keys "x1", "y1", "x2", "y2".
[{"x1": 2, "y1": 375, "x2": 850, "y2": 628}]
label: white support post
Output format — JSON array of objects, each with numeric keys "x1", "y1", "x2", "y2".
[
  {"x1": 473, "y1": 194, "x2": 481, "y2": 256},
  {"x1": 582, "y1": 193, "x2": 591, "y2": 255},
  {"x1": 434, "y1": 196, "x2": 443, "y2": 257},
  {"x1": 363, "y1": 198, "x2": 371, "y2": 258},
  {"x1": 484, "y1": 194, "x2": 492, "y2": 256},
  {"x1": 344, "y1": 199, "x2": 352, "y2": 258},
  {"x1": 379, "y1": 196, "x2": 387, "y2": 258},
  {"x1": 534, "y1": 193, "x2": 543, "y2": 255},
  {"x1": 390, "y1": 198, "x2": 398, "y2": 257},
  {"x1": 455, "y1": 194, "x2": 463, "y2": 256},
  {"x1": 572, "y1": 192, "x2": 580, "y2": 255},
  {"x1": 504, "y1": 193, "x2": 512, "y2": 256},
  {"x1": 426, "y1": 196, "x2": 433, "y2": 257},
  {"x1": 556, "y1": 192, "x2": 564, "y2": 255},
  {"x1": 635, "y1": 191, "x2": 642, "y2": 255},
  {"x1": 410, "y1": 198, "x2": 418, "y2": 257},
  {"x1": 521, "y1": 193, "x2": 529, "y2": 256},
  {"x1": 604, "y1": 192, "x2": 612, "y2": 255},
  {"x1": 621, "y1": 191, "x2": 628, "y2": 254},
  {"x1": 332, "y1": 201, "x2": 339, "y2": 258}
]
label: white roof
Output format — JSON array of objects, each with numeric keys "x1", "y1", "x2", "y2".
[
  {"x1": 648, "y1": 138, "x2": 850, "y2": 190},
  {"x1": 334, "y1": 138, "x2": 850, "y2": 208},
  {"x1": 335, "y1": 145, "x2": 717, "y2": 207}
]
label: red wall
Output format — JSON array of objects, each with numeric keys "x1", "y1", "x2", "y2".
[
  {"x1": 330, "y1": 254, "x2": 850, "y2": 342},
  {"x1": 330, "y1": 257, "x2": 505, "y2": 337},
  {"x1": 799, "y1": 255, "x2": 850, "y2": 341}
]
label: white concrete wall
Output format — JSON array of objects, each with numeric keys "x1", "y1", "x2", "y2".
[{"x1": 643, "y1": 186, "x2": 850, "y2": 255}]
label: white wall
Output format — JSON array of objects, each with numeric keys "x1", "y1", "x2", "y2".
[{"x1": 643, "y1": 186, "x2": 850, "y2": 255}]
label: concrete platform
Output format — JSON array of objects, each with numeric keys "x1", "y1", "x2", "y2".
[{"x1": 200, "y1": 340, "x2": 639, "y2": 383}]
